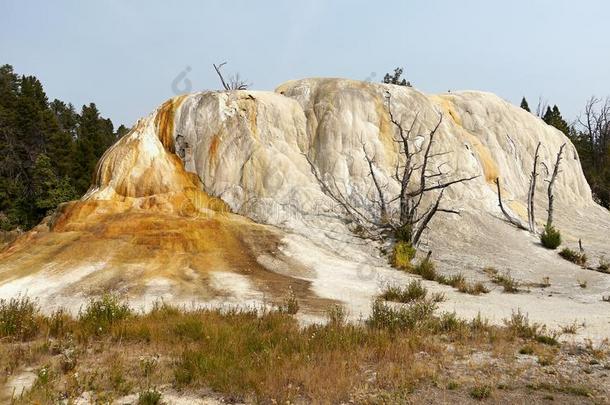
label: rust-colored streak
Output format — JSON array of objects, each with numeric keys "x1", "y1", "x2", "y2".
[
  {"x1": 209, "y1": 133, "x2": 220, "y2": 167},
  {"x1": 155, "y1": 95, "x2": 187, "y2": 153}
]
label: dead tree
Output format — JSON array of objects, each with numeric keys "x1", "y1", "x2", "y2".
[
  {"x1": 305, "y1": 92, "x2": 477, "y2": 247},
  {"x1": 546, "y1": 143, "x2": 566, "y2": 228},
  {"x1": 494, "y1": 178, "x2": 528, "y2": 230},
  {"x1": 527, "y1": 142, "x2": 541, "y2": 232},
  {"x1": 213, "y1": 62, "x2": 249, "y2": 91}
]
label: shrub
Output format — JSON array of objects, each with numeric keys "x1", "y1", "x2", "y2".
[
  {"x1": 436, "y1": 273, "x2": 489, "y2": 295},
  {"x1": 559, "y1": 248, "x2": 587, "y2": 266},
  {"x1": 326, "y1": 304, "x2": 346, "y2": 327},
  {"x1": 485, "y1": 268, "x2": 520, "y2": 293},
  {"x1": 138, "y1": 388, "x2": 162, "y2": 405},
  {"x1": 392, "y1": 241, "x2": 416, "y2": 270},
  {"x1": 0, "y1": 295, "x2": 40, "y2": 341},
  {"x1": 540, "y1": 225, "x2": 561, "y2": 249},
  {"x1": 278, "y1": 286, "x2": 299, "y2": 314},
  {"x1": 367, "y1": 298, "x2": 437, "y2": 332},
  {"x1": 381, "y1": 280, "x2": 427, "y2": 303},
  {"x1": 503, "y1": 310, "x2": 541, "y2": 339},
  {"x1": 470, "y1": 384, "x2": 492, "y2": 400},
  {"x1": 78, "y1": 293, "x2": 132, "y2": 335},
  {"x1": 413, "y1": 257, "x2": 437, "y2": 280}
]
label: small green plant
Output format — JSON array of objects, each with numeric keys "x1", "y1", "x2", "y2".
[
  {"x1": 559, "y1": 248, "x2": 587, "y2": 266},
  {"x1": 138, "y1": 387, "x2": 163, "y2": 405},
  {"x1": 484, "y1": 268, "x2": 520, "y2": 293},
  {"x1": 577, "y1": 279, "x2": 587, "y2": 289},
  {"x1": 326, "y1": 304, "x2": 346, "y2": 327},
  {"x1": 0, "y1": 295, "x2": 39, "y2": 341},
  {"x1": 367, "y1": 298, "x2": 437, "y2": 332},
  {"x1": 446, "y1": 381, "x2": 459, "y2": 390},
  {"x1": 540, "y1": 225, "x2": 561, "y2": 249},
  {"x1": 392, "y1": 241, "x2": 416, "y2": 270},
  {"x1": 504, "y1": 309, "x2": 541, "y2": 339},
  {"x1": 519, "y1": 345, "x2": 535, "y2": 355},
  {"x1": 413, "y1": 257, "x2": 437, "y2": 280},
  {"x1": 540, "y1": 276, "x2": 551, "y2": 288},
  {"x1": 470, "y1": 384, "x2": 492, "y2": 400},
  {"x1": 78, "y1": 293, "x2": 132, "y2": 335},
  {"x1": 278, "y1": 286, "x2": 299, "y2": 315},
  {"x1": 602, "y1": 295, "x2": 610, "y2": 303},
  {"x1": 173, "y1": 318, "x2": 204, "y2": 340},
  {"x1": 436, "y1": 273, "x2": 489, "y2": 295},
  {"x1": 381, "y1": 280, "x2": 427, "y2": 303}
]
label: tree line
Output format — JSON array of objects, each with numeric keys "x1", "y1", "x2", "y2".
[
  {"x1": 0, "y1": 64, "x2": 128, "y2": 231},
  {"x1": 521, "y1": 96, "x2": 610, "y2": 209}
]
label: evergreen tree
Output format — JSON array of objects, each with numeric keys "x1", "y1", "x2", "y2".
[
  {"x1": 0, "y1": 64, "x2": 123, "y2": 230},
  {"x1": 543, "y1": 105, "x2": 570, "y2": 136},
  {"x1": 520, "y1": 97, "x2": 530, "y2": 112},
  {"x1": 383, "y1": 67, "x2": 412, "y2": 87}
]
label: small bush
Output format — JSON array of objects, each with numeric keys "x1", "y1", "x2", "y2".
[
  {"x1": 174, "y1": 318, "x2": 204, "y2": 340},
  {"x1": 470, "y1": 384, "x2": 492, "y2": 400},
  {"x1": 78, "y1": 293, "x2": 132, "y2": 335},
  {"x1": 504, "y1": 310, "x2": 541, "y2": 339},
  {"x1": 392, "y1": 241, "x2": 416, "y2": 270},
  {"x1": 367, "y1": 298, "x2": 437, "y2": 332},
  {"x1": 437, "y1": 273, "x2": 489, "y2": 295},
  {"x1": 413, "y1": 257, "x2": 437, "y2": 280},
  {"x1": 326, "y1": 304, "x2": 346, "y2": 327},
  {"x1": 559, "y1": 248, "x2": 587, "y2": 266},
  {"x1": 381, "y1": 280, "x2": 427, "y2": 303},
  {"x1": 138, "y1": 388, "x2": 162, "y2": 405},
  {"x1": 485, "y1": 268, "x2": 520, "y2": 293},
  {"x1": 0, "y1": 295, "x2": 40, "y2": 341},
  {"x1": 540, "y1": 225, "x2": 561, "y2": 249},
  {"x1": 278, "y1": 286, "x2": 299, "y2": 314}
]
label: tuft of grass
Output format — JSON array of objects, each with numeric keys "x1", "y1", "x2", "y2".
[
  {"x1": 391, "y1": 241, "x2": 416, "y2": 270},
  {"x1": 138, "y1": 387, "x2": 162, "y2": 405},
  {"x1": 78, "y1": 293, "x2": 132, "y2": 336},
  {"x1": 470, "y1": 384, "x2": 492, "y2": 400},
  {"x1": 412, "y1": 257, "x2": 437, "y2": 280},
  {"x1": 559, "y1": 248, "x2": 587, "y2": 266},
  {"x1": 381, "y1": 280, "x2": 427, "y2": 303},
  {"x1": 484, "y1": 268, "x2": 520, "y2": 293},
  {"x1": 540, "y1": 225, "x2": 561, "y2": 249},
  {"x1": 325, "y1": 304, "x2": 347, "y2": 327},
  {"x1": 367, "y1": 298, "x2": 437, "y2": 332},
  {"x1": 278, "y1": 286, "x2": 299, "y2": 315},
  {"x1": 436, "y1": 273, "x2": 489, "y2": 295},
  {"x1": 577, "y1": 279, "x2": 587, "y2": 289},
  {"x1": 0, "y1": 295, "x2": 39, "y2": 341},
  {"x1": 560, "y1": 322, "x2": 580, "y2": 335}
]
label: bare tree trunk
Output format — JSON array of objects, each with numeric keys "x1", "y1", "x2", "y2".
[
  {"x1": 546, "y1": 143, "x2": 566, "y2": 228},
  {"x1": 213, "y1": 62, "x2": 230, "y2": 91},
  {"x1": 527, "y1": 142, "x2": 541, "y2": 233},
  {"x1": 495, "y1": 178, "x2": 528, "y2": 230}
]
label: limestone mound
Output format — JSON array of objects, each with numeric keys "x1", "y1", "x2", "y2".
[{"x1": 1, "y1": 78, "x2": 608, "y2": 338}]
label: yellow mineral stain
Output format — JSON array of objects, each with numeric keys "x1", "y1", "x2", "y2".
[
  {"x1": 155, "y1": 95, "x2": 188, "y2": 153},
  {"x1": 433, "y1": 95, "x2": 499, "y2": 183}
]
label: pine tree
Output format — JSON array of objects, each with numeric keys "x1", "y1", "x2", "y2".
[
  {"x1": 520, "y1": 97, "x2": 530, "y2": 112},
  {"x1": 383, "y1": 67, "x2": 412, "y2": 87},
  {"x1": 543, "y1": 105, "x2": 570, "y2": 136},
  {"x1": 31, "y1": 153, "x2": 76, "y2": 220}
]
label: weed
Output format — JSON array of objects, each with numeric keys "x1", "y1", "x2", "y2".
[
  {"x1": 78, "y1": 293, "x2": 132, "y2": 336},
  {"x1": 598, "y1": 256, "x2": 610, "y2": 273},
  {"x1": 326, "y1": 304, "x2": 346, "y2": 327},
  {"x1": 392, "y1": 241, "x2": 416, "y2": 270},
  {"x1": 485, "y1": 268, "x2": 521, "y2": 293},
  {"x1": 413, "y1": 257, "x2": 437, "y2": 280},
  {"x1": 138, "y1": 387, "x2": 162, "y2": 405},
  {"x1": 470, "y1": 384, "x2": 492, "y2": 400},
  {"x1": 278, "y1": 286, "x2": 299, "y2": 315},
  {"x1": 0, "y1": 295, "x2": 39, "y2": 341},
  {"x1": 577, "y1": 279, "x2": 587, "y2": 289},
  {"x1": 559, "y1": 248, "x2": 587, "y2": 266},
  {"x1": 381, "y1": 280, "x2": 427, "y2": 303}
]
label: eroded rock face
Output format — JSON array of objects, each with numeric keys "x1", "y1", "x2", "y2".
[{"x1": 1, "y1": 78, "x2": 609, "y2": 337}]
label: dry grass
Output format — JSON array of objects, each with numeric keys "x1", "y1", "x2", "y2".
[
  {"x1": 0, "y1": 296, "x2": 607, "y2": 404},
  {"x1": 484, "y1": 267, "x2": 521, "y2": 293}
]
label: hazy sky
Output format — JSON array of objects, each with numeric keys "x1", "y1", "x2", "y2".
[{"x1": 1, "y1": 0, "x2": 609, "y2": 127}]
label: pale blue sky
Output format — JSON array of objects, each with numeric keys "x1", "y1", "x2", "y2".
[{"x1": 1, "y1": 0, "x2": 608, "y2": 126}]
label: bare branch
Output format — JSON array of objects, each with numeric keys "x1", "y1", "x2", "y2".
[{"x1": 495, "y1": 177, "x2": 528, "y2": 230}]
